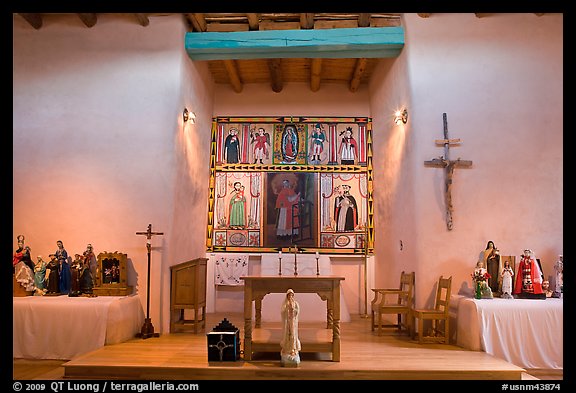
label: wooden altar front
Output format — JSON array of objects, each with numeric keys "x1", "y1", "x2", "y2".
[{"x1": 241, "y1": 275, "x2": 344, "y2": 362}]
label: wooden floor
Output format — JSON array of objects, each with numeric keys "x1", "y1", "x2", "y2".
[{"x1": 14, "y1": 312, "x2": 560, "y2": 381}]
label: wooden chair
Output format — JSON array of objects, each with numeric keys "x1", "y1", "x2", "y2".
[
  {"x1": 411, "y1": 275, "x2": 452, "y2": 344},
  {"x1": 370, "y1": 271, "x2": 415, "y2": 336}
]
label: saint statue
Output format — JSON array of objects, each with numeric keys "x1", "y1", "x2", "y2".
[
  {"x1": 553, "y1": 254, "x2": 563, "y2": 298},
  {"x1": 500, "y1": 259, "x2": 514, "y2": 299},
  {"x1": 280, "y1": 289, "x2": 301, "y2": 367},
  {"x1": 513, "y1": 249, "x2": 545, "y2": 299},
  {"x1": 479, "y1": 241, "x2": 501, "y2": 294}
]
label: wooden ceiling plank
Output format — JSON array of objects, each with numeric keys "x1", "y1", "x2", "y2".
[
  {"x1": 246, "y1": 13, "x2": 260, "y2": 30},
  {"x1": 135, "y1": 13, "x2": 150, "y2": 27},
  {"x1": 185, "y1": 27, "x2": 405, "y2": 60},
  {"x1": 18, "y1": 13, "x2": 42, "y2": 29},
  {"x1": 223, "y1": 60, "x2": 243, "y2": 93},
  {"x1": 314, "y1": 20, "x2": 358, "y2": 29},
  {"x1": 78, "y1": 13, "x2": 98, "y2": 28},
  {"x1": 267, "y1": 59, "x2": 283, "y2": 93},
  {"x1": 310, "y1": 58, "x2": 323, "y2": 92},
  {"x1": 349, "y1": 58, "x2": 368, "y2": 92}
]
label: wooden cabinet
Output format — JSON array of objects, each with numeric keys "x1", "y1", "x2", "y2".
[{"x1": 170, "y1": 258, "x2": 208, "y2": 333}]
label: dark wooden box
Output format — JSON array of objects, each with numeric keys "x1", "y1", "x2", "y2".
[{"x1": 206, "y1": 318, "x2": 240, "y2": 361}]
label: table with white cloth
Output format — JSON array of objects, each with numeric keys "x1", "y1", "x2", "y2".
[
  {"x1": 13, "y1": 294, "x2": 144, "y2": 360},
  {"x1": 258, "y1": 253, "x2": 351, "y2": 322},
  {"x1": 454, "y1": 295, "x2": 563, "y2": 370}
]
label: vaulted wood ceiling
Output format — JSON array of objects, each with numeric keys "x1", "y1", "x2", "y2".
[{"x1": 15, "y1": 13, "x2": 550, "y2": 94}]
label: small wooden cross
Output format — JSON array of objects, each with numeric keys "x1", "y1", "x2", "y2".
[
  {"x1": 136, "y1": 223, "x2": 164, "y2": 252},
  {"x1": 424, "y1": 113, "x2": 472, "y2": 230}
]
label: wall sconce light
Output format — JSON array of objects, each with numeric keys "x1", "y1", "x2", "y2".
[
  {"x1": 183, "y1": 108, "x2": 196, "y2": 124},
  {"x1": 394, "y1": 109, "x2": 408, "y2": 125}
]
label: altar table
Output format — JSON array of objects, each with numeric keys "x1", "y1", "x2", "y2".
[
  {"x1": 454, "y1": 295, "x2": 563, "y2": 370},
  {"x1": 13, "y1": 294, "x2": 144, "y2": 360},
  {"x1": 241, "y1": 275, "x2": 344, "y2": 361}
]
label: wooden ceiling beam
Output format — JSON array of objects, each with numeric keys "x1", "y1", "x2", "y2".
[
  {"x1": 310, "y1": 58, "x2": 322, "y2": 92},
  {"x1": 349, "y1": 58, "x2": 368, "y2": 93},
  {"x1": 185, "y1": 27, "x2": 404, "y2": 60},
  {"x1": 187, "y1": 13, "x2": 207, "y2": 32},
  {"x1": 223, "y1": 60, "x2": 243, "y2": 93},
  {"x1": 78, "y1": 13, "x2": 98, "y2": 28},
  {"x1": 358, "y1": 13, "x2": 371, "y2": 27},
  {"x1": 267, "y1": 59, "x2": 283, "y2": 93},
  {"x1": 300, "y1": 13, "x2": 315, "y2": 29},
  {"x1": 246, "y1": 13, "x2": 260, "y2": 30},
  {"x1": 134, "y1": 13, "x2": 150, "y2": 27},
  {"x1": 18, "y1": 13, "x2": 42, "y2": 29}
]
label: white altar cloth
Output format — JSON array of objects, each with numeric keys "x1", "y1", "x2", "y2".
[
  {"x1": 13, "y1": 294, "x2": 144, "y2": 360},
  {"x1": 259, "y1": 254, "x2": 351, "y2": 322},
  {"x1": 454, "y1": 295, "x2": 562, "y2": 370}
]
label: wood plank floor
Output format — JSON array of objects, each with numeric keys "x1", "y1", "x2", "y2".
[{"x1": 50, "y1": 312, "x2": 531, "y2": 380}]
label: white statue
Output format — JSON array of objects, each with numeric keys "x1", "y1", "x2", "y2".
[
  {"x1": 280, "y1": 288, "x2": 301, "y2": 367},
  {"x1": 553, "y1": 254, "x2": 563, "y2": 297},
  {"x1": 500, "y1": 259, "x2": 514, "y2": 299}
]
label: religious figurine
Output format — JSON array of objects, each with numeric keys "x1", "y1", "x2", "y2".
[
  {"x1": 542, "y1": 280, "x2": 554, "y2": 298},
  {"x1": 56, "y1": 240, "x2": 71, "y2": 295},
  {"x1": 33, "y1": 255, "x2": 47, "y2": 295},
  {"x1": 471, "y1": 260, "x2": 493, "y2": 299},
  {"x1": 19, "y1": 236, "x2": 34, "y2": 272},
  {"x1": 479, "y1": 241, "x2": 501, "y2": 294},
  {"x1": 83, "y1": 243, "x2": 97, "y2": 288},
  {"x1": 280, "y1": 289, "x2": 301, "y2": 367},
  {"x1": 14, "y1": 246, "x2": 37, "y2": 294},
  {"x1": 45, "y1": 254, "x2": 61, "y2": 295},
  {"x1": 513, "y1": 249, "x2": 545, "y2": 299},
  {"x1": 69, "y1": 254, "x2": 83, "y2": 296},
  {"x1": 13, "y1": 234, "x2": 26, "y2": 273},
  {"x1": 553, "y1": 254, "x2": 563, "y2": 298},
  {"x1": 500, "y1": 259, "x2": 514, "y2": 299}
]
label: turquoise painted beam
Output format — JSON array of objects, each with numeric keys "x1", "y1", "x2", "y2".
[{"x1": 185, "y1": 27, "x2": 404, "y2": 60}]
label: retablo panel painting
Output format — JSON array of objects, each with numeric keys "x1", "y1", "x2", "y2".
[{"x1": 207, "y1": 116, "x2": 374, "y2": 254}]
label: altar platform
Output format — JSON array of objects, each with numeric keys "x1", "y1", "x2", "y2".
[
  {"x1": 13, "y1": 294, "x2": 144, "y2": 360},
  {"x1": 61, "y1": 312, "x2": 526, "y2": 380}
]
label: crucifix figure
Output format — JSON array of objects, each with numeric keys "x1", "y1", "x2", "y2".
[
  {"x1": 424, "y1": 113, "x2": 472, "y2": 230},
  {"x1": 136, "y1": 223, "x2": 164, "y2": 339}
]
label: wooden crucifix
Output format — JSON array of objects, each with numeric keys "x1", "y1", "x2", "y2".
[
  {"x1": 424, "y1": 113, "x2": 472, "y2": 230},
  {"x1": 136, "y1": 223, "x2": 164, "y2": 339}
]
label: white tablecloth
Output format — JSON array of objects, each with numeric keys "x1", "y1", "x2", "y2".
[
  {"x1": 454, "y1": 295, "x2": 563, "y2": 370},
  {"x1": 259, "y1": 254, "x2": 351, "y2": 323},
  {"x1": 13, "y1": 294, "x2": 144, "y2": 360}
]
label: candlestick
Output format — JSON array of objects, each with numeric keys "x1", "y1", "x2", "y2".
[
  {"x1": 315, "y1": 251, "x2": 320, "y2": 276},
  {"x1": 293, "y1": 246, "x2": 298, "y2": 276},
  {"x1": 278, "y1": 251, "x2": 282, "y2": 276}
]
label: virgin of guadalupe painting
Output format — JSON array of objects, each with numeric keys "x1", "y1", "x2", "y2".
[{"x1": 273, "y1": 124, "x2": 307, "y2": 165}]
